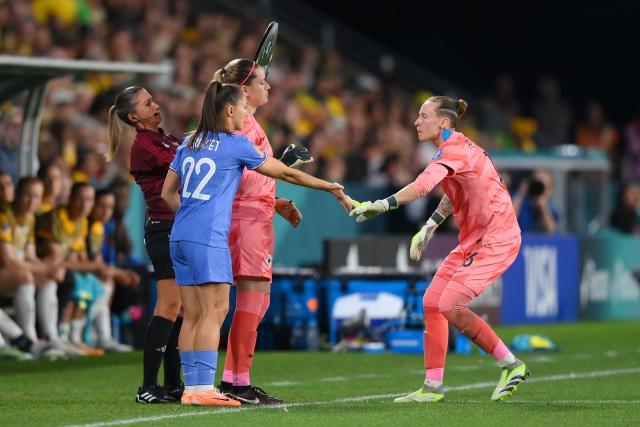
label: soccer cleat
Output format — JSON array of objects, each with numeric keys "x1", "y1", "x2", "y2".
[
  {"x1": 217, "y1": 382, "x2": 233, "y2": 395},
  {"x1": 0, "y1": 345, "x2": 34, "y2": 361},
  {"x1": 35, "y1": 344, "x2": 67, "y2": 361},
  {"x1": 394, "y1": 386, "x2": 445, "y2": 403},
  {"x1": 50, "y1": 340, "x2": 85, "y2": 357},
  {"x1": 97, "y1": 338, "x2": 133, "y2": 353},
  {"x1": 229, "y1": 386, "x2": 284, "y2": 405},
  {"x1": 136, "y1": 384, "x2": 174, "y2": 404},
  {"x1": 73, "y1": 342, "x2": 105, "y2": 356},
  {"x1": 190, "y1": 389, "x2": 241, "y2": 407},
  {"x1": 164, "y1": 383, "x2": 184, "y2": 403},
  {"x1": 180, "y1": 389, "x2": 193, "y2": 405},
  {"x1": 491, "y1": 360, "x2": 531, "y2": 402}
]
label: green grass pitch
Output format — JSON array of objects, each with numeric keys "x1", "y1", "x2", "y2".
[{"x1": 1, "y1": 321, "x2": 639, "y2": 426}]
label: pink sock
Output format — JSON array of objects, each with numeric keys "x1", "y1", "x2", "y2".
[
  {"x1": 492, "y1": 340, "x2": 515, "y2": 366},
  {"x1": 230, "y1": 291, "x2": 264, "y2": 387},
  {"x1": 425, "y1": 368, "x2": 444, "y2": 386}
]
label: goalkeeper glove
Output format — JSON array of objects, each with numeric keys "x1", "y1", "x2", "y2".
[
  {"x1": 280, "y1": 144, "x2": 313, "y2": 168},
  {"x1": 275, "y1": 198, "x2": 302, "y2": 228},
  {"x1": 409, "y1": 218, "x2": 438, "y2": 261},
  {"x1": 349, "y1": 196, "x2": 398, "y2": 223}
]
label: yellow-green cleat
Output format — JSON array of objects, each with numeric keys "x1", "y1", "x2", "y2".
[
  {"x1": 394, "y1": 386, "x2": 445, "y2": 403},
  {"x1": 491, "y1": 360, "x2": 531, "y2": 402}
]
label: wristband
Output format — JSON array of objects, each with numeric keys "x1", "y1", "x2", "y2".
[
  {"x1": 384, "y1": 195, "x2": 399, "y2": 211},
  {"x1": 430, "y1": 211, "x2": 446, "y2": 225}
]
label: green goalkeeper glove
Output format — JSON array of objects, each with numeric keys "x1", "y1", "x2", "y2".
[
  {"x1": 349, "y1": 196, "x2": 398, "y2": 223},
  {"x1": 410, "y1": 218, "x2": 438, "y2": 261}
]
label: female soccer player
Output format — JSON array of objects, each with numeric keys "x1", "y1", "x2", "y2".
[
  {"x1": 106, "y1": 87, "x2": 183, "y2": 403},
  {"x1": 212, "y1": 58, "x2": 306, "y2": 405},
  {"x1": 161, "y1": 81, "x2": 349, "y2": 407},
  {"x1": 351, "y1": 96, "x2": 529, "y2": 403}
]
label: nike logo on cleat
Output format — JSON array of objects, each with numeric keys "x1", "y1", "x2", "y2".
[{"x1": 233, "y1": 396, "x2": 260, "y2": 404}]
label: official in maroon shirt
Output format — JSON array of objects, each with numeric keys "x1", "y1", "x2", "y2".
[{"x1": 106, "y1": 86, "x2": 183, "y2": 404}]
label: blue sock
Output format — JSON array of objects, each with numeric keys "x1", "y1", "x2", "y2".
[
  {"x1": 194, "y1": 350, "x2": 218, "y2": 386},
  {"x1": 179, "y1": 351, "x2": 196, "y2": 386}
]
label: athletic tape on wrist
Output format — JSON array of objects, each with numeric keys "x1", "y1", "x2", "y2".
[
  {"x1": 384, "y1": 195, "x2": 399, "y2": 211},
  {"x1": 430, "y1": 211, "x2": 446, "y2": 225}
]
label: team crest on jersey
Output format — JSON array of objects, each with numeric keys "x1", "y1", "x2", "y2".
[{"x1": 432, "y1": 149, "x2": 443, "y2": 160}]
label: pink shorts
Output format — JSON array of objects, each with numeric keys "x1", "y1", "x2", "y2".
[
  {"x1": 229, "y1": 219, "x2": 274, "y2": 282},
  {"x1": 428, "y1": 236, "x2": 521, "y2": 300}
]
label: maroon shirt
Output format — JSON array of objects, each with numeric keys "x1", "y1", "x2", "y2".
[{"x1": 129, "y1": 128, "x2": 180, "y2": 221}]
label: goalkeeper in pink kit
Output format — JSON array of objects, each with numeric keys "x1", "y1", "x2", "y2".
[
  {"x1": 211, "y1": 58, "x2": 313, "y2": 405},
  {"x1": 350, "y1": 96, "x2": 529, "y2": 403}
]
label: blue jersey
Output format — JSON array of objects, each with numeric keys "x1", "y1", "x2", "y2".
[{"x1": 169, "y1": 131, "x2": 267, "y2": 248}]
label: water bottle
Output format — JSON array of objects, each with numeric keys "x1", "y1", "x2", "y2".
[
  {"x1": 306, "y1": 317, "x2": 320, "y2": 350},
  {"x1": 290, "y1": 320, "x2": 305, "y2": 350}
]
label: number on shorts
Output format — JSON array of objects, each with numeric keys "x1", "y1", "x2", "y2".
[
  {"x1": 181, "y1": 156, "x2": 217, "y2": 200},
  {"x1": 463, "y1": 252, "x2": 478, "y2": 267}
]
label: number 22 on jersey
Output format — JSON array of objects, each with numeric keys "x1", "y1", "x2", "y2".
[{"x1": 181, "y1": 156, "x2": 216, "y2": 200}]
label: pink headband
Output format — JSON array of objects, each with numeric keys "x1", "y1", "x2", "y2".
[{"x1": 239, "y1": 61, "x2": 256, "y2": 86}]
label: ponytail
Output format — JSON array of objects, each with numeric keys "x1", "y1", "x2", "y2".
[
  {"x1": 187, "y1": 81, "x2": 244, "y2": 150},
  {"x1": 188, "y1": 81, "x2": 220, "y2": 149},
  {"x1": 105, "y1": 105, "x2": 120, "y2": 161},
  {"x1": 213, "y1": 59, "x2": 257, "y2": 85},
  {"x1": 456, "y1": 99, "x2": 468, "y2": 121},
  {"x1": 104, "y1": 86, "x2": 145, "y2": 162},
  {"x1": 213, "y1": 68, "x2": 225, "y2": 83},
  {"x1": 428, "y1": 96, "x2": 469, "y2": 128}
]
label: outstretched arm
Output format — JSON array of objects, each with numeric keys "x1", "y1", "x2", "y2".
[
  {"x1": 256, "y1": 157, "x2": 351, "y2": 211},
  {"x1": 350, "y1": 163, "x2": 449, "y2": 223}
]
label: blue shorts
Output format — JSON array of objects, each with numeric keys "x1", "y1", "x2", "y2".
[{"x1": 169, "y1": 241, "x2": 233, "y2": 286}]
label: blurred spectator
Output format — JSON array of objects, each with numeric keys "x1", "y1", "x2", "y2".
[
  {"x1": 36, "y1": 161, "x2": 65, "y2": 213},
  {"x1": 0, "y1": 171, "x2": 15, "y2": 205},
  {"x1": 623, "y1": 112, "x2": 640, "y2": 181},
  {"x1": 0, "y1": 107, "x2": 22, "y2": 182},
  {"x1": 610, "y1": 183, "x2": 640, "y2": 234},
  {"x1": 512, "y1": 170, "x2": 559, "y2": 233},
  {"x1": 482, "y1": 74, "x2": 520, "y2": 149},
  {"x1": 575, "y1": 101, "x2": 619, "y2": 152},
  {"x1": 532, "y1": 77, "x2": 572, "y2": 149}
]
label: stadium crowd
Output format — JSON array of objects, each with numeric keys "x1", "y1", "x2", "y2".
[{"x1": 0, "y1": 0, "x2": 638, "y2": 360}]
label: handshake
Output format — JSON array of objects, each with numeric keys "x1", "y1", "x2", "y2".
[{"x1": 347, "y1": 196, "x2": 439, "y2": 262}]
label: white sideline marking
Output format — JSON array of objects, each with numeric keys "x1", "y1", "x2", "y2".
[
  {"x1": 321, "y1": 376, "x2": 348, "y2": 382},
  {"x1": 464, "y1": 400, "x2": 640, "y2": 405},
  {"x1": 268, "y1": 381, "x2": 297, "y2": 387},
  {"x1": 572, "y1": 354, "x2": 592, "y2": 359},
  {"x1": 66, "y1": 367, "x2": 640, "y2": 427},
  {"x1": 266, "y1": 366, "x2": 479, "y2": 388}
]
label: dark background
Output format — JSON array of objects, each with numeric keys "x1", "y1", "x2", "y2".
[{"x1": 301, "y1": 0, "x2": 638, "y2": 126}]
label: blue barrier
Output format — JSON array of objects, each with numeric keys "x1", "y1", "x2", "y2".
[{"x1": 501, "y1": 234, "x2": 580, "y2": 324}]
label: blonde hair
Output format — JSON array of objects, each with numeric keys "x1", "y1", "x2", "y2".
[
  {"x1": 213, "y1": 58, "x2": 257, "y2": 85},
  {"x1": 105, "y1": 86, "x2": 144, "y2": 161},
  {"x1": 428, "y1": 96, "x2": 468, "y2": 128}
]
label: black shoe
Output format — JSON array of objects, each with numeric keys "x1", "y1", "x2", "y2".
[
  {"x1": 229, "y1": 385, "x2": 284, "y2": 405},
  {"x1": 218, "y1": 381, "x2": 233, "y2": 395},
  {"x1": 136, "y1": 384, "x2": 173, "y2": 404},
  {"x1": 164, "y1": 383, "x2": 184, "y2": 402}
]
